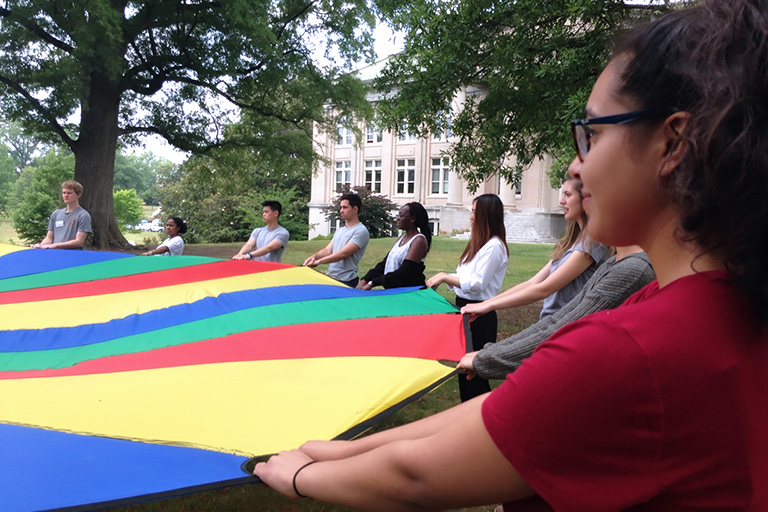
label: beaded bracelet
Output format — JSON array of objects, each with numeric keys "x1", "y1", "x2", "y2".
[{"x1": 292, "y1": 460, "x2": 318, "y2": 498}]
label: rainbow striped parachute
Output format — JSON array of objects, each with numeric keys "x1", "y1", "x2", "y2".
[{"x1": 0, "y1": 244, "x2": 466, "y2": 512}]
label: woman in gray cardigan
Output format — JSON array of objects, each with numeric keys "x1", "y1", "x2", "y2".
[{"x1": 457, "y1": 245, "x2": 655, "y2": 380}]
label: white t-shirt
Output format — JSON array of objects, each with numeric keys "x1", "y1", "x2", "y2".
[{"x1": 157, "y1": 236, "x2": 184, "y2": 256}]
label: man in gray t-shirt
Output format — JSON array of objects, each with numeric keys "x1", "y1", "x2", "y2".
[
  {"x1": 33, "y1": 180, "x2": 92, "y2": 250},
  {"x1": 233, "y1": 201, "x2": 290, "y2": 262},
  {"x1": 304, "y1": 193, "x2": 369, "y2": 287}
]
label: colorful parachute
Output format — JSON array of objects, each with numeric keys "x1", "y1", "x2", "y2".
[{"x1": 0, "y1": 244, "x2": 466, "y2": 512}]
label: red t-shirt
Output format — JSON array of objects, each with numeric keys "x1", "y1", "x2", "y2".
[{"x1": 483, "y1": 271, "x2": 768, "y2": 511}]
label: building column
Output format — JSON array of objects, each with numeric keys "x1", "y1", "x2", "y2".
[
  {"x1": 447, "y1": 169, "x2": 462, "y2": 205},
  {"x1": 498, "y1": 175, "x2": 517, "y2": 209}
]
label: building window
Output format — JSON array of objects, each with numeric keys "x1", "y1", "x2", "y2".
[
  {"x1": 335, "y1": 161, "x2": 351, "y2": 191},
  {"x1": 364, "y1": 160, "x2": 382, "y2": 193},
  {"x1": 430, "y1": 157, "x2": 450, "y2": 195},
  {"x1": 329, "y1": 218, "x2": 346, "y2": 234},
  {"x1": 396, "y1": 159, "x2": 416, "y2": 195},
  {"x1": 398, "y1": 125, "x2": 417, "y2": 143},
  {"x1": 432, "y1": 112, "x2": 453, "y2": 141},
  {"x1": 366, "y1": 124, "x2": 383, "y2": 144},
  {"x1": 337, "y1": 117, "x2": 353, "y2": 145}
]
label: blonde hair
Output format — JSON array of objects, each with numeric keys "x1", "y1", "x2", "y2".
[
  {"x1": 61, "y1": 180, "x2": 83, "y2": 195},
  {"x1": 551, "y1": 178, "x2": 589, "y2": 261}
]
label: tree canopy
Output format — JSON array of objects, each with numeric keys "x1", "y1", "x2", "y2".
[
  {"x1": 0, "y1": 0, "x2": 377, "y2": 248},
  {"x1": 373, "y1": 0, "x2": 676, "y2": 190},
  {"x1": 156, "y1": 114, "x2": 316, "y2": 243}
]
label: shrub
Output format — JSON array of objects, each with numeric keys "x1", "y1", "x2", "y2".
[
  {"x1": 113, "y1": 189, "x2": 144, "y2": 231},
  {"x1": 322, "y1": 185, "x2": 398, "y2": 239}
]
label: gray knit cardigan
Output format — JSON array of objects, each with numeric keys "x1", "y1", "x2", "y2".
[{"x1": 473, "y1": 252, "x2": 656, "y2": 380}]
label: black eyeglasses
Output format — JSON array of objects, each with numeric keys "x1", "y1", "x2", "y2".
[{"x1": 570, "y1": 111, "x2": 651, "y2": 161}]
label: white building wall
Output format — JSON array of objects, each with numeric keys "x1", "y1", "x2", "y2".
[{"x1": 308, "y1": 74, "x2": 564, "y2": 241}]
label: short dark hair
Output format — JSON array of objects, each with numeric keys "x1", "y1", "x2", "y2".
[
  {"x1": 261, "y1": 200, "x2": 282, "y2": 216},
  {"x1": 339, "y1": 193, "x2": 362, "y2": 213}
]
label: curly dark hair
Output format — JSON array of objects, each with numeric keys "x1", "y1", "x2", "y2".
[{"x1": 614, "y1": 0, "x2": 768, "y2": 325}]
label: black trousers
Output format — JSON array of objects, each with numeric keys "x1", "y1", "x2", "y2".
[
  {"x1": 338, "y1": 276, "x2": 359, "y2": 288},
  {"x1": 456, "y1": 296, "x2": 497, "y2": 402}
]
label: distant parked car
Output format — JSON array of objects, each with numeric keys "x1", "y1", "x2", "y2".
[{"x1": 128, "y1": 219, "x2": 163, "y2": 232}]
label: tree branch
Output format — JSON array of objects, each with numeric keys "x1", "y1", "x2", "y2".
[
  {"x1": 0, "y1": 6, "x2": 75, "y2": 54},
  {"x1": 0, "y1": 74, "x2": 76, "y2": 151}
]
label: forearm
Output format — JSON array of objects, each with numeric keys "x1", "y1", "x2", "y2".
[
  {"x1": 51, "y1": 234, "x2": 87, "y2": 249},
  {"x1": 39, "y1": 233, "x2": 54, "y2": 246},
  {"x1": 315, "y1": 248, "x2": 355, "y2": 265},
  {"x1": 302, "y1": 396, "x2": 483, "y2": 461},
  {"x1": 362, "y1": 259, "x2": 387, "y2": 284},
  {"x1": 292, "y1": 396, "x2": 530, "y2": 511},
  {"x1": 144, "y1": 245, "x2": 170, "y2": 256},
  {"x1": 496, "y1": 279, "x2": 532, "y2": 298},
  {"x1": 236, "y1": 241, "x2": 255, "y2": 256},
  {"x1": 299, "y1": 442, "x2": 441, "y2": 511},
  {"x1": 473, "y1": 285, "x2": 621, "y2": 379},
  {"x1": 250, "y1": 240, "x2": 282, "y2": 258},
  {"x1": 473, "y1": 321, "x2": 555, "y2": 379},
  {"x1": 309, "y1": 247, "x2": 332, "y2": 261},
  {"x1": 484, "y1": 284, "x2": 552, "y2": 312},
  {"x1": 373, "y1": 260, "x2": 426, "y2": 288},
  {"x1": 442, "y1": 274, "x2": 461, "y2": 288}
]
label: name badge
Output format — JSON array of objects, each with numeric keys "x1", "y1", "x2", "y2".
[{"x1": 55, "y1": 220, "x2": 64, "y2": 228}]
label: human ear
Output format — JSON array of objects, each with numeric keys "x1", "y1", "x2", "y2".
[{"x1": 659, "y1": 112, "x2": 691, "y2": 177}]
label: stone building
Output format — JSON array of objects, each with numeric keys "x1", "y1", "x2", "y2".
[{"x1": 308, "y1": 58, "x2": 566, "y2": 242}]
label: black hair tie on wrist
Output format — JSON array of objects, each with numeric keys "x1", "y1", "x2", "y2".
[{"x1": 293, "y1": 460, "x2": 318, "y2": 498}]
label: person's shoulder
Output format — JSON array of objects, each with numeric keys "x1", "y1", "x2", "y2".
[
  {"x1": 615, "y1": 252, "x2": 652, "y2": 271},
  {"x1": 484, "y1": 236, "x2": 507, "y2": 252}
]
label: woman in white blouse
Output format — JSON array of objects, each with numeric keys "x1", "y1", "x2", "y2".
[{"x1": 427, "y1": 194, "x2": 509, "y2": 401}]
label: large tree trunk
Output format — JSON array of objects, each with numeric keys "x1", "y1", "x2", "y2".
[{"x1": 74, "y1": 72, "x2": 129, "y2": 250}]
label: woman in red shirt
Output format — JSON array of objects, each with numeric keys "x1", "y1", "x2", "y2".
[{"x1": 254, "y1": 2, "x2": 768, "y2": 509}]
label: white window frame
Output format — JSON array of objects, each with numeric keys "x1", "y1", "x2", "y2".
[
  {"x1": 432, "y1": 110, "x2": 453, "y2": 141},
  {"x1": 396, "y1": 159, "x2": 416, "y2": 195},
  {"x1": 364, "y1": 159, "x2": 382, "y2": 193},
  {"x1": 335, "y1": 161, "x2": 352, "y2": 191},
  {"x1": 366, "y1": 124, "x2": 383, "y2": 144},
  {"x1": 337, "y1": 117, "x2": 353, "y2": 145},
  {"x1": 397, "y1": 125, "x2": 417, "y2": 143},
  {"x1": 430, "y1": 157, "x2": 450, "y2": 195}
]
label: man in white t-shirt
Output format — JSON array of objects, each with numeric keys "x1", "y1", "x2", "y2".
[
  {"x1": 304, "y1": 193, "x2": 369, "y2": 287},
  {"x1": 33, "y1": 180, "x2": 92, "y2": 250},
  {"x1": 232, "y1": 201, "x2": 290, "y2": 262}
]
